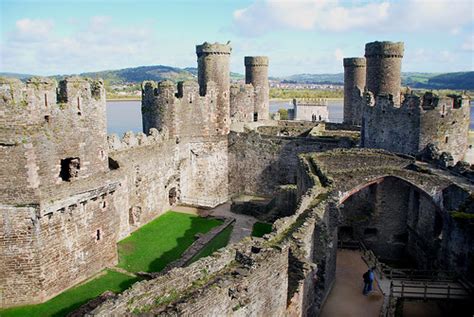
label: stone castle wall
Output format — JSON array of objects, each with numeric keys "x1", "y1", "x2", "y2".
[
  {"x1": 0, "y1": 77, "x2": 108, "y2": 204},
  {"x1": 292, "y1": 99, "x2": 329, "y2": 122},
  {"x1": 230, "y1": 84, "x2": 254, "y2": 123},
  {"x1": 228, "y1": 130, "x2": 355, "y2": 196},
  {"x1": 361, "y1": 92, "x2": 470, "y2": 162}
]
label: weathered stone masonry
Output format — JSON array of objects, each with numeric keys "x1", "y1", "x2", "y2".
[{"x1": 2, "y1": 40, "x2": 473, "y2": 316}]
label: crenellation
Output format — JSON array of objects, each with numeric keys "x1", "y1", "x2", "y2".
[
  {"x1": 2, "y1": 39, "x2": 472, "y2": 315},
  {"x1": 107, "y1": 127, "x2": 169, "y2": 151}
]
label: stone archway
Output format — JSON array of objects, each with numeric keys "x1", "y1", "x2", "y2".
[{"x1": 337, "y1": 175, "x2": 443, "y2": 268}]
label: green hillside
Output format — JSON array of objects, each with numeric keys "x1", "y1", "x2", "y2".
[{"x1": 2, "y1": 67, "x2": 472, "y2": 90}]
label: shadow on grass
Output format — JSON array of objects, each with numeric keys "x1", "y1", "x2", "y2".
[
  {"x1": 117, "y1": 211, "x2": 222, "y2": 273},
  {"x1": 0, "y1": 270, "x2": 140, "y2": 317},
  {"x1": 147, "y1": 214, "x2": 222, "y2": 272}
]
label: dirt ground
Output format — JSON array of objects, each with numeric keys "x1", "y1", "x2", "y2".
[{"x1": 320, "y1": 249, "x2": 384, "y2": 317}]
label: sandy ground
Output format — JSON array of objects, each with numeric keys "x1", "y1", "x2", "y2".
[{"x1": 320, "y1": 249, "x2": 384, "y2": 317}]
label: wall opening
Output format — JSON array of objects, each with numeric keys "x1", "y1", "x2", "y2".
[
  {"x1": 339, "y1": 226, "x2": 354, "y2": 241},
  {"x1": 96, "y1": 229, "x2": 101, "y2": 241},
  {"x1": 363, "y1": 228, "x2": 377, "y2": 238},
  {"x1": 253, "y1": 112, "x2": 258, "y2": 122},
  {"x1": 169, "y1": 187, "x2": 177, "y2": 206},
  {"x1": 59, "y1": 157, "x2": 80, "y2": 181}
]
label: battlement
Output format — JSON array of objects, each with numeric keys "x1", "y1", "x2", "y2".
[
  {"x1": 107, "y1": 127, "x2": 169, "y2": 151},
  {"x1": 343, "y1": 57, "x2": 366, "y2": 67},
  {"x1": 293, "y1": 98, "x2": 328, "y2": 106},
  {"x1": 362, "y1": 90, "x2": 470, "y2": 162},
  {"x1": 244, "y1": 56, "x2": 269, "y2": 67},
  {"x1": 364, "y1": 91, "x2": 470, "y2": 113},
  {"x1": 365, "y1": 41, "x2": 404, "y2": 58},
  {"x1": 142, "y1": 79, "x2": 217, "y2": 100},
  {"x1": 196, "y1": 42, "x2": 232, "y2": 57},
  {"x1": 0, "y1": 76, "x2": 105, "y2": 114}
]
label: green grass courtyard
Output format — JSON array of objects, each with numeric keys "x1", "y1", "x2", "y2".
[{"x1": 1, "y1": 211, "x2": 229, "y2": 317}]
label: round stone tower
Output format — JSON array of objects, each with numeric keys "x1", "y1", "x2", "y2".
[
  {"x1": 245, "y1": 56, "x2": 269, "y2": 121},
  {"x1": 365, "y1": 41, "x2": 404, "y2": 105},
  {"x1": 343, "y1": 57, "x2": 366, "y2": 125},
  {"x1": 196, "y1": 42, "x2": 231, "y2": 134}
]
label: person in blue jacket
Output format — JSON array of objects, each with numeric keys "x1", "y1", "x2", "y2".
[{"x1": 362, "y1": 267, "x2": 375, "y2": 295}]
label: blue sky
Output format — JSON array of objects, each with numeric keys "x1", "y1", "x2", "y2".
[{"x1": 1, "y1": 0, "x2": 473, "y2": 76}]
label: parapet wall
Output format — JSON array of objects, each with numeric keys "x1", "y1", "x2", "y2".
[
  {"x1": 142, "y1": 80, "x2": 219, "y2": 139},
  {"x1": 0, "y1": 76, "x2": 108, "y2": 204},
  {"x1": 361, "y1": 92, "x2": 470, "y2": 162}
]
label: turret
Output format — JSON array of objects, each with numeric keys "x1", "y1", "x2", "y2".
[
  {"x1": 245, "y1": 56, "x2": 269, "y2": 121},
  {"x1": 365, "y1": 41, "x2": 404, "y2": 105},
  {"x1": 343, "y1": 57, "x2": 366, "y2": 125},
  {"x1": 196, "y1": 42, "x2": 231, "y2": 134}
]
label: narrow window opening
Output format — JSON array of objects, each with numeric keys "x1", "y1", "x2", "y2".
[
  {"x1": 253, "y1": 112, "x2": 258, "y2": 122},
  {"x1": 96, "y1": 229, "x2": 101, "y2": 241},
  {"x1": 169, "y1": 187, "x2": 177, "y2": 205},
  {"x1": 445, "y1": 136, "x2": 449, "y2": 143},
  {"x1": 44, "y1": 94, "x2": 48, "y2": 107},
  {"x1": 59, "y1": 157, "x2": 80, "y2": 181},
  {"x1": 101, "y1": 201, "x2": 107, "y2": 209},
  {"x1": 45, "y1": 115, "x2": 50, "y2": 123}
]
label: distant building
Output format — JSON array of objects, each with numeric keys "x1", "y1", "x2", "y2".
[{"x1": 288, "y1": 98, "x2": 329, "y2": 121}]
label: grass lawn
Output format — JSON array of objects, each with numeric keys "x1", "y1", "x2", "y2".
[
  {"x1": 251, "y1": 222, "x2": 273, "y2": 237},
  {"x1": 188, "y1": 225, "x2": 233, "y2": 264},
  {"x1": 117, "y1": 211, "x2": 222, "y2": 273},
  {"x1": 0, "y1": 270, "x2": 139, "y2": 317}
]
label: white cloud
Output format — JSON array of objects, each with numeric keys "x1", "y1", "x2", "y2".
[
  {"x1": 1, "y1": 17, "x2": 164, "y2": 75},
  {"x1": 232, "y1": 0, "x2": 474, "y2": 35},
  {"x1": 462, "y1": 35, "x2": 474, "y2": 51},
  {"x1": 334, "y1": 48, "x2": 344, "y2": 62}
]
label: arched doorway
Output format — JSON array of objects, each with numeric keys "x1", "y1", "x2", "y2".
[
  {"x1": 338, "y1": 175, "x2": 443, "y2": 269},
  {"x1": 168, "y1": 187, "x2": 178, "y2": 206}
]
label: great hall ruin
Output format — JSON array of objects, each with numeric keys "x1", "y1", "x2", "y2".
[{"x1": 0, "y1": 41, "x2": 472, "y2": 316}]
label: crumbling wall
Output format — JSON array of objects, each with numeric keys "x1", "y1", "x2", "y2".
[
  {"x1": 228, "y1": 131, "x2": 355, "y2": 196},
  {"x1": 230, "y1": 84, "x2": 254, "y2": 124}
]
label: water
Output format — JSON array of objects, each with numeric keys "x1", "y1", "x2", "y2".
[
  {"x1": 106, "y1": 100, "x2": 474, "y2": 136},
  {"x1": 106, "y1": 100, "x2": 142, "y2": 136}
]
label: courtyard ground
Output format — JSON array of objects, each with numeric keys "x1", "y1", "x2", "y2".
[
  {"x1": 0, "y1": 211, "x2": 226, "y2": 317},
  {"x1": 320, "y1": 249, "x2": 384, "y2": 317}
]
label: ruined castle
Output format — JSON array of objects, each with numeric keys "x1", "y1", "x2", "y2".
[
  {"x1": 344, "y1": 41, "x2": 470, "y2": 163},
  {"x1": 0, "y1": 41, "x2": 472, "y2": 316}
]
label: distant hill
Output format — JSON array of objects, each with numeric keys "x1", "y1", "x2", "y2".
[
  {"x1": 281, "y1": 73, "x2": 344, "y2": 84},
  {"x1": 1, "y1": 66, "x2": 472, "y2": 90},
  {"x1": 0, "y1": 72, "x2": 36, "y2": 80},
  {"x1": 423, "y1": 72, "x2": 474, "y2": 90},
  {"x1": 184, "y1": 67, "x2": 244, "y2": 81}
]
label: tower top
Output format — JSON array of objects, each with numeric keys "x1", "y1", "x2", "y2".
[
  {"x1": 196, "y1": 42, "x2": 232, "y2": 57},
  {"x1": 365, "y1": 41, "x2": 404, "y2": 58},
  {"x1": 343, "y1": 57, "x2": 366, "y2": 67},
  {"x1": 244, "y1": 56, "x2": 269, "y2": 66}
]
